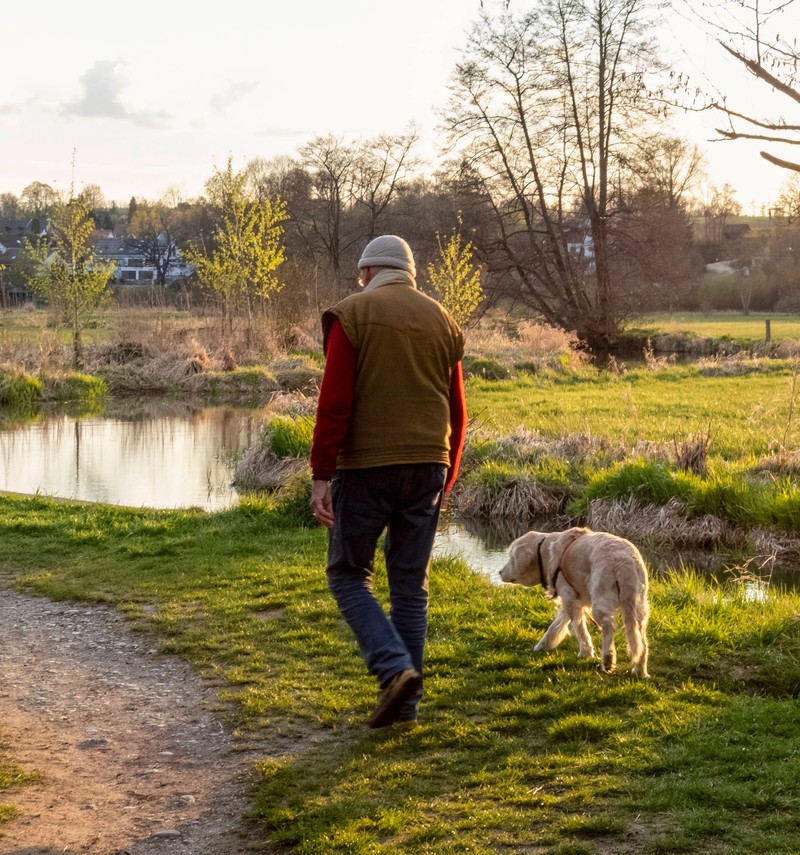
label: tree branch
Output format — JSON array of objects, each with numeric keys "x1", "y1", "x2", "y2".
[
  {"x1": 760, "y1": 151, "x2": 800, "y2": 173},
  {"x1": 715, "y1": 128, "x2": 800, "y2": 145},
  {"x1": 720, "y1": 42, "x2": 800, "y2": 107},
  {"x1": 709, "y1": 103, "x2": 800, "y2": 133}
]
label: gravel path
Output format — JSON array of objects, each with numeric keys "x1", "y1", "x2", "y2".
[{"x1": 0, "y1": 591, "x2": 278, "y2": 855}]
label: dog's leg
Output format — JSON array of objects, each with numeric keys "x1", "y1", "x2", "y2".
[
  {"x1": 570, "y1": 604, "x2": 595, "y2": 660},
  {"x1": 534, "y1": 605, "x2": 571, "y2": 652},
  {"x1": 627, "y1": 619, "x2": 650, "y2": 679},
  {"x1": 592, "y1": 606, "x2": 617, "y2": 672},
  {"x1": 621, "y1": 593, "x2": 650, "y2": 678}
]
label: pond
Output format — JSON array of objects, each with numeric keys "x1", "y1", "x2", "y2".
[
  {"x1": 0, "y1": 407, "x2": 793, "y2": 591},
  {"x1": 0, "y1": 405, "x2": 264, "y2": 512}
]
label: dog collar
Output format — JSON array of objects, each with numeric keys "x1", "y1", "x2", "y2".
[{"x1": 537, "y1": 538, "x2": 548, "y2": 591}]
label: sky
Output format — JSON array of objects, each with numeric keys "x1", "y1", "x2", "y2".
[{"x1": 1, "y1": 0, "x2": 794, "y2": 212}]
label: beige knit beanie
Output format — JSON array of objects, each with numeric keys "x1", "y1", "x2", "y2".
[{"x1": 357, "y1": 235, "x2": 416, "y2": 277}]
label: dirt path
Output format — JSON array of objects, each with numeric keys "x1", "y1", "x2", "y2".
[{"x1": 0, "y1": 591, "x2": 279, "y2": 855}]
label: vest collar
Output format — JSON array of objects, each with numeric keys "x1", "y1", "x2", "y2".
[{"x1": 363, "y1": 268, "x2": 417, "y2": 292}]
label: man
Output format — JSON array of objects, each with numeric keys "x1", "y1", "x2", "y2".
[{"x1": 310, "y1": 234, "x2": 467, "y2": 729}]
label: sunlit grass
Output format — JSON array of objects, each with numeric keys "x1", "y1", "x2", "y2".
[
  {"x1": 633, "y1": 311, "x2": 800, "y2": 345},
  {"x1": 1, "y1": 494, "x2": 799, "y2": 852},
  {"x1": 465, "y1": 363, "x2": 800, "y2": 458}
]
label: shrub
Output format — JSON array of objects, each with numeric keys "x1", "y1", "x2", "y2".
[
  {"x1": 266, "y1": 416, "x2": 314, "y2": 459},
  {"x1": 462, "y1": 356, "x2": 510, "y2": 380},
  {"x1": 0, "y1": 371, "x2": 43, "y2": 409},
  {"x1": 46, "y1": 372, "x2": 107, "y2": 404}
]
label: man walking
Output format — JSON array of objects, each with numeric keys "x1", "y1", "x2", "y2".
[{"x1": 310, "y1": 234, "x2": 467, "y2": 728}]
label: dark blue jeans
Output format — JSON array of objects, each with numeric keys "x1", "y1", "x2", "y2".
[{"x1": 326, "y1": 463, "x2": 447, "y2": 721}]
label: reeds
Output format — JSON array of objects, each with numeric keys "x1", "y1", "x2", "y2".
[
  {"x1": 587, "y1": 496, "x2": 744, "y2": 548},
  {"x1": 0, "y1": 370, "x2": 43, "y2": 409}
]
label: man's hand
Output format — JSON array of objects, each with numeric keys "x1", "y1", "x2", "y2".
[{"x1": 310, "y1": 479, "x2": 335, "y2": 528}]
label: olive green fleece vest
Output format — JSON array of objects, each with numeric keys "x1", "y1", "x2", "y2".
[{"x1": 322, "y1": 276, "x2": 464, "y2": 471}]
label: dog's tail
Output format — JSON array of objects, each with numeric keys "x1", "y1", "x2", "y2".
[{"x1": 618, "y1": 565, "x2": 650, "y2": 679}]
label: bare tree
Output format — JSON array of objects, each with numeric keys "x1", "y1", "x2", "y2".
[
  {"x1": 702, "y1": 183, "x2": 742, "y2": 242},
  {"x1": 244, "y1": 155, "x2": 312, "y2": 205},
  {"x1": 0, "y1": 193, "x2": 20, "y2": 221},
  {"x1": 296, "y1": 135, "x2": 360, "y2": 282},
  {"x1": 444, "y1": 0, "x2": 666, "y2": 350},
  {"x1": 620, "y1": 136, "x2": 705, "y2": 209},
  {"x1": 77, "y1": 183, "x2": 106, "y2": 216},
  {"x1": 20, "y1": 181, "x2": 58, "y2": 222},
  {"x1": 353, "y1": 128, "x2": 420, "y2": 240},
  {"x1": 128, "y1": 192, "x2": 186, "y2": 286}
]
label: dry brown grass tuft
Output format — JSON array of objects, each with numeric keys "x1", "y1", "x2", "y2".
[
  {"x1": 233, "y1": 448, "x2": 307, "y2": 492},
  {"x1": 771, "y1": 339, "x2": 800, "y2": 359},
  {"x1": 455, "y1": 477, "x2": 568, "y2": 519},
  {"x1": 586, "y1": 497, "x2": 746, "y2": 548},
  {"x1": 643, "y1": 339, "x2": 678, "y2": 371},
  {"x1": 752, "y1": 451, "x2": 800, "y2": 478},
  {"x1": 696, "y1": 354, "x2": 773, "y2": 376},
  {"x1": 672, "y1": 429, "x2": 713, "y2": 476},
  {"x1": 266, "y1": 390, "x2": 317, "y2": 418},
  {"x1": 464, "y1": 316, "x2": 586, "y2": 371}
]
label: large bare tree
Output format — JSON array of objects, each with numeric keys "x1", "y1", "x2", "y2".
[
  {"x1": 444, "y1": 0, "x2": 667, "y2": 350},
  {"x1": 352, "y1": 127, "x2": 419, "y2": 241}
]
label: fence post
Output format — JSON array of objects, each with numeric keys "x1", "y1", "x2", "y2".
[{"x1": 765, "y1": 318, "x2": 771, "y2": 343}]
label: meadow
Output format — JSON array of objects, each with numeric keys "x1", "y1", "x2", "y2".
[
  {"x1": 0, "y1": 494, "x2": 798, "y2": 854},
  {"x1": 2, "y1": 307, "x2": 800, "y2": 852},
  {"x1": 631, "y1": 312, "x2": 800, "y2": 348}
]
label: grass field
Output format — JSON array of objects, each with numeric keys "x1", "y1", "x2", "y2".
[
  {"x1": 3, "y1": 309, "x2": 800, "y2": 851},
  {"x1": 632, "y1": 312, "x2": 800, "y2": 346},
  {"x1": 466, "y1": 362, "x2": 800, "y2": 459},
  {"x1": 0, "y1": 494, "x2": 799, "y2": 853}
]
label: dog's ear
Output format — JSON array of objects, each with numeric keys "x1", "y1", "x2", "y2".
[
  {"x1": 501, "y1": 532, "x2": 544, "y2": 586},
  {"x1": 522, "y1": 532, "x2": 547, "y2": 586}
]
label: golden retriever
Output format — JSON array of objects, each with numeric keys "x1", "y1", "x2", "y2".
[{"x1": 499, "y1": 527, "x2": 650, "y2": 678}]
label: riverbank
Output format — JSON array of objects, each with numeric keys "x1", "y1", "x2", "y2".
[{"x1": 1, "y1": 493, "x2": 799, "y2": 853}]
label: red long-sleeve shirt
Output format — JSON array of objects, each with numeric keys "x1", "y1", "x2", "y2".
[{"x1": 311, "y1": 317, "x2": 467, "y2": 491}]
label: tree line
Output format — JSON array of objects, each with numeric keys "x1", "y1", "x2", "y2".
[{"x1": 2, "y1": 0, "x2": 799, "y2": 356}]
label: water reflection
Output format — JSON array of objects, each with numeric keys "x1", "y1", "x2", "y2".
[
  {"x1": 433, "y1": 516, "x2": 797, "y2": 592},
  {"x1": 0, "y1": 406, "x2": 265, "y2": 511},
  {"x1": 2, "y1": 408, "x2": 797, "y2": 592}
]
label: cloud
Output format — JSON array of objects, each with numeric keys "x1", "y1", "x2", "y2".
[
  {"x1": 209, "y1": 81, "x2": 259, "y2": 116},
  {"x1": 62, "y1": 61, "x2": 172, "y2": 127},
  {"x1": 0, "y1": 103, "x2": 21, "y2": 117}
]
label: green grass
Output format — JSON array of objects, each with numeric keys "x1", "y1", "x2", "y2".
[
  {"x1": 465, "y1": 363, "x2": 800, "y2": 459},
  {"x1": 1, "y1": 494, "x2": 799, "y2": 853},
  {"x1": 0, "y1": 370, "x2": 43, "y2": 409},
  {"x1": 633, "y1": 312, "x2": 800, "y2": 346},
  {"x1": 267, "y1": 415, "x2": 315, "y2": 458}
]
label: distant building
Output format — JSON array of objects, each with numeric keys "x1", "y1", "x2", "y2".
[
  {"x1": 0, "y1": 218, "x2": 46, "y2": 306},
  {"x1": 93, "y1": 237, "x2": 193, "y2": 285}
]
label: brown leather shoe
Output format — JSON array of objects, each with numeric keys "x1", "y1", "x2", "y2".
[{"x1": 368, "y1": 669, "x2": 422, "y2": 729}]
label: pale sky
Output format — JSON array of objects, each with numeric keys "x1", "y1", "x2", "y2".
[{"x1": 1, "y1": 0, "x2": 793, "y2": 211}]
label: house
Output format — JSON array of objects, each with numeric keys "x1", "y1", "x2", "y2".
[
  {"x1": 93, "y1": 237, "x2": 193, "y2": 285},
  {"x1": 566, "y1": 220, "x2": 596, "y2": 274},
  {"x1": 0, "y1": 219, "x2": 46, "y2": 306}
]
